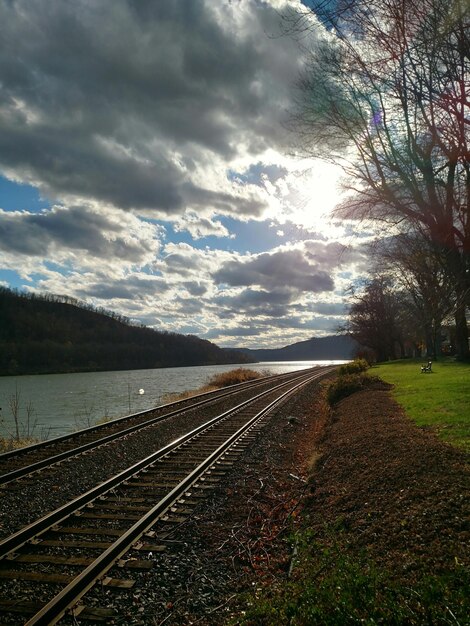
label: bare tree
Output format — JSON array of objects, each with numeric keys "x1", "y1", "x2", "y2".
[
  {"x1": 291, "y1": 0, "x2": 470, "y2": 358},
  {"x1": 8, "y1": 385, "x2": 20, "y2": 441},
  {"x1": 345, "y1": 276, "x2": 406, "y2": 361},
  {"x1": 373, "y1": 230, "x2": 457, "y2": 357}
]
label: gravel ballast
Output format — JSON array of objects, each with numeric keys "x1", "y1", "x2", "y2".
[{"x1": 77, "y1": 379, "x2": 467, "y2": 625}]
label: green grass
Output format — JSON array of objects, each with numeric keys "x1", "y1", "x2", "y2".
[
  {"x1": 373, "y1": 358, "x2": 470, "y2": 452},
  {"x1": 326, "y1": 373, "x2": 381, "y2": 405},
  {"x1": 234, "y1": 534, "x2": 469, "y2": 626}
]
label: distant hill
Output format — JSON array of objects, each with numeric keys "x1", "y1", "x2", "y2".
[
  {"x1": 0, "y1": 287, "x2": 254, "y2": 376},
  {"x1": 237, "y1": 335, "x2": 358, "y2": 362}
]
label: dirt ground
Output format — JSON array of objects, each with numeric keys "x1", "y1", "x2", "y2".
[
  {"x1": 302, "y1": 381, "x2": 469, "y2": 578},
  {"x1": 168, "y1": 379, "x2": 470, "y2": 625}
]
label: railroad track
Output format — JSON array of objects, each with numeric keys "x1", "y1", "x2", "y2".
[
  {"x1": 0, "y1": 367, "x2": 333, "y2": 625},
  {"x1": 0, "y1": 368, "x2": 314, "y2": 486}
]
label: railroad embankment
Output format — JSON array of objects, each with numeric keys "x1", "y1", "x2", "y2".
[{"x1": 223, "y1": 374, "x2": 469, "y2": 625}]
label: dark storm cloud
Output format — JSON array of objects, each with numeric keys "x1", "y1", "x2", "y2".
[
  {"x1": 173, "y1": 296, "x2": 205, "y2": 315},
  {"x1": 304, "y1": 239, "x2": 372, "y2": 276},
  {"x1": 183, "y1": 282, "x2": 209, "y2": 297},
  {"x1": 215, "y1": 287, "x2": 294, "y2": 317},
  {"x1": 74, "y1": 276, "x2": 169, "y2": 301},
  {"x1": 162, "y1": 252, "x2": 198, "y2": 277},
  {"x1": 0, "y1": 126, "x2": 186, "y2": 211},
  {"x1": 304, "y1": 241, "x2": 349, "y2": 264},
  {"x1": 213, "y1": 249, "x2": 335, "y2": 293},
  {"x1": 230, "y1": 288, "x2": 293, "y2": 308},
  {"x1": 0, "y1": 205, "x2": 157, "y2": 260},
  {"x1": 83, "y1": 285, "x2": 139, "y2": 301},
  {"x1": 203, "y1": 306, "x2": 346, "y2": 342},
  {"x1": 0, "y1": 0, "x2": 302, "y2": 216},
  {"x1": 205, "y1": 325, "x2": 261, "y2": 339}
]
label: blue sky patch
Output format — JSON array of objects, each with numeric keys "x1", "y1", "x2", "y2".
[
  {"x1": 0, "y1": 176, "x2": 51, "y2": 213},
  {"x1": 227, "y1": 162, "x2": 288, "y2": 186},
  {"x1": 0, "y1": 269, "x2": 24, "y2": 290}
]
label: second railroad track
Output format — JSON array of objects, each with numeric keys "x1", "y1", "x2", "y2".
[{"x1": 0, "y1": 366, "x2": 336, "y2": 625}]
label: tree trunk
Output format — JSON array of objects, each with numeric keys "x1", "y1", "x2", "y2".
[
  {"x1": 432, "y1": 322, "x2": 442, "y2": 360},
  {"x1": 454, "y1": 304, "x2": 469, "y2": 360},
  {"x1": 424, "y1": 326, "x2": 434, "y2": 358}
]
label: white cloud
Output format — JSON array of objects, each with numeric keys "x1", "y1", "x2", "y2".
[
  {"x1": 0, "y1": 0, "x2": 371, "y2": 348},
  {"x1": 0, "y1": 0, "x2": 313, "y2": 221},
  {"x1": 173, "y1": 211, "x2": 232, "y2": 239}
]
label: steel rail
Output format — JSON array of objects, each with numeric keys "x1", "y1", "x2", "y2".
[
  {"x1": 0, "y1": 368, "x2": 328, "y2": 558},
  {"x1": 0, "y1": 368, "x2": 315, "y2": 485},
  {"x1": 24, "y1": 373, "x2": 317, "y2": 626}
]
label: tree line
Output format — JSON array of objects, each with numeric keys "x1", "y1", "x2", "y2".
[
  {"x1": 0, "y1": 287, "x2": 253, "y2": 375},
  {"x1": 291, "y1": 0, "x2": 469, "y2": 361}
]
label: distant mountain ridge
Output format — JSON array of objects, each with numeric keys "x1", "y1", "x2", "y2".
[
  {"x1": 0, "y1": 287, "x2": 254, "y2": 376},
  {"x1": 0, "y1": 287, "x2": 357, "y2": 377},
  {"x1": 237, "y1": 335, "x2": 358, "y2": 361}
]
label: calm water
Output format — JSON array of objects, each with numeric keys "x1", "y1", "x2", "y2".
[{"x1": 0, "y1": 361, "x2": 344, "y2": 440}]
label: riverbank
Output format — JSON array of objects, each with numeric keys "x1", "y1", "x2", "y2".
[
  {"x1": 0, "y1": 368, "x2": 265, "y2": 452},
  {"x1": 0, "y1": 361, "x2": 330, "y2": 441}
]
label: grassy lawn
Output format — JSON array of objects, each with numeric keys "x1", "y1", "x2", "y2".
[
  {"x1": 373, "y1": 358, "x2": 470, "y2": 452},
  {"x1": 233, "y1": 364, "x2": 469, "y2": 625}
]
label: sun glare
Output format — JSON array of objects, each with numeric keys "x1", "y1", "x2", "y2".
[{"x1": 286, "y1": 162, "x2": 345, "y2": 233}]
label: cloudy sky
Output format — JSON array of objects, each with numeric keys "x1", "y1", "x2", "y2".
[{"x1": 0, "y1": 0, "x2": 369, "y2": 349}]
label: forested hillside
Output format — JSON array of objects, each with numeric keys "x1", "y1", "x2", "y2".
[
  {"x1": 240, "y1": 335, "x2": 358, "y2": 361},
  {"x1": 0, "y1": 288, "x2": 254, "y2": 375}
]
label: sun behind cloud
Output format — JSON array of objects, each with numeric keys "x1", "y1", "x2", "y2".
[{"x1": 0, "y1": 0, "x2": 363, "y2": 348}]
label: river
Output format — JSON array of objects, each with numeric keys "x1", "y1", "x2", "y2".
[{"x1": 0, "y1": 361, "x2": 344, "y2": 440}]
